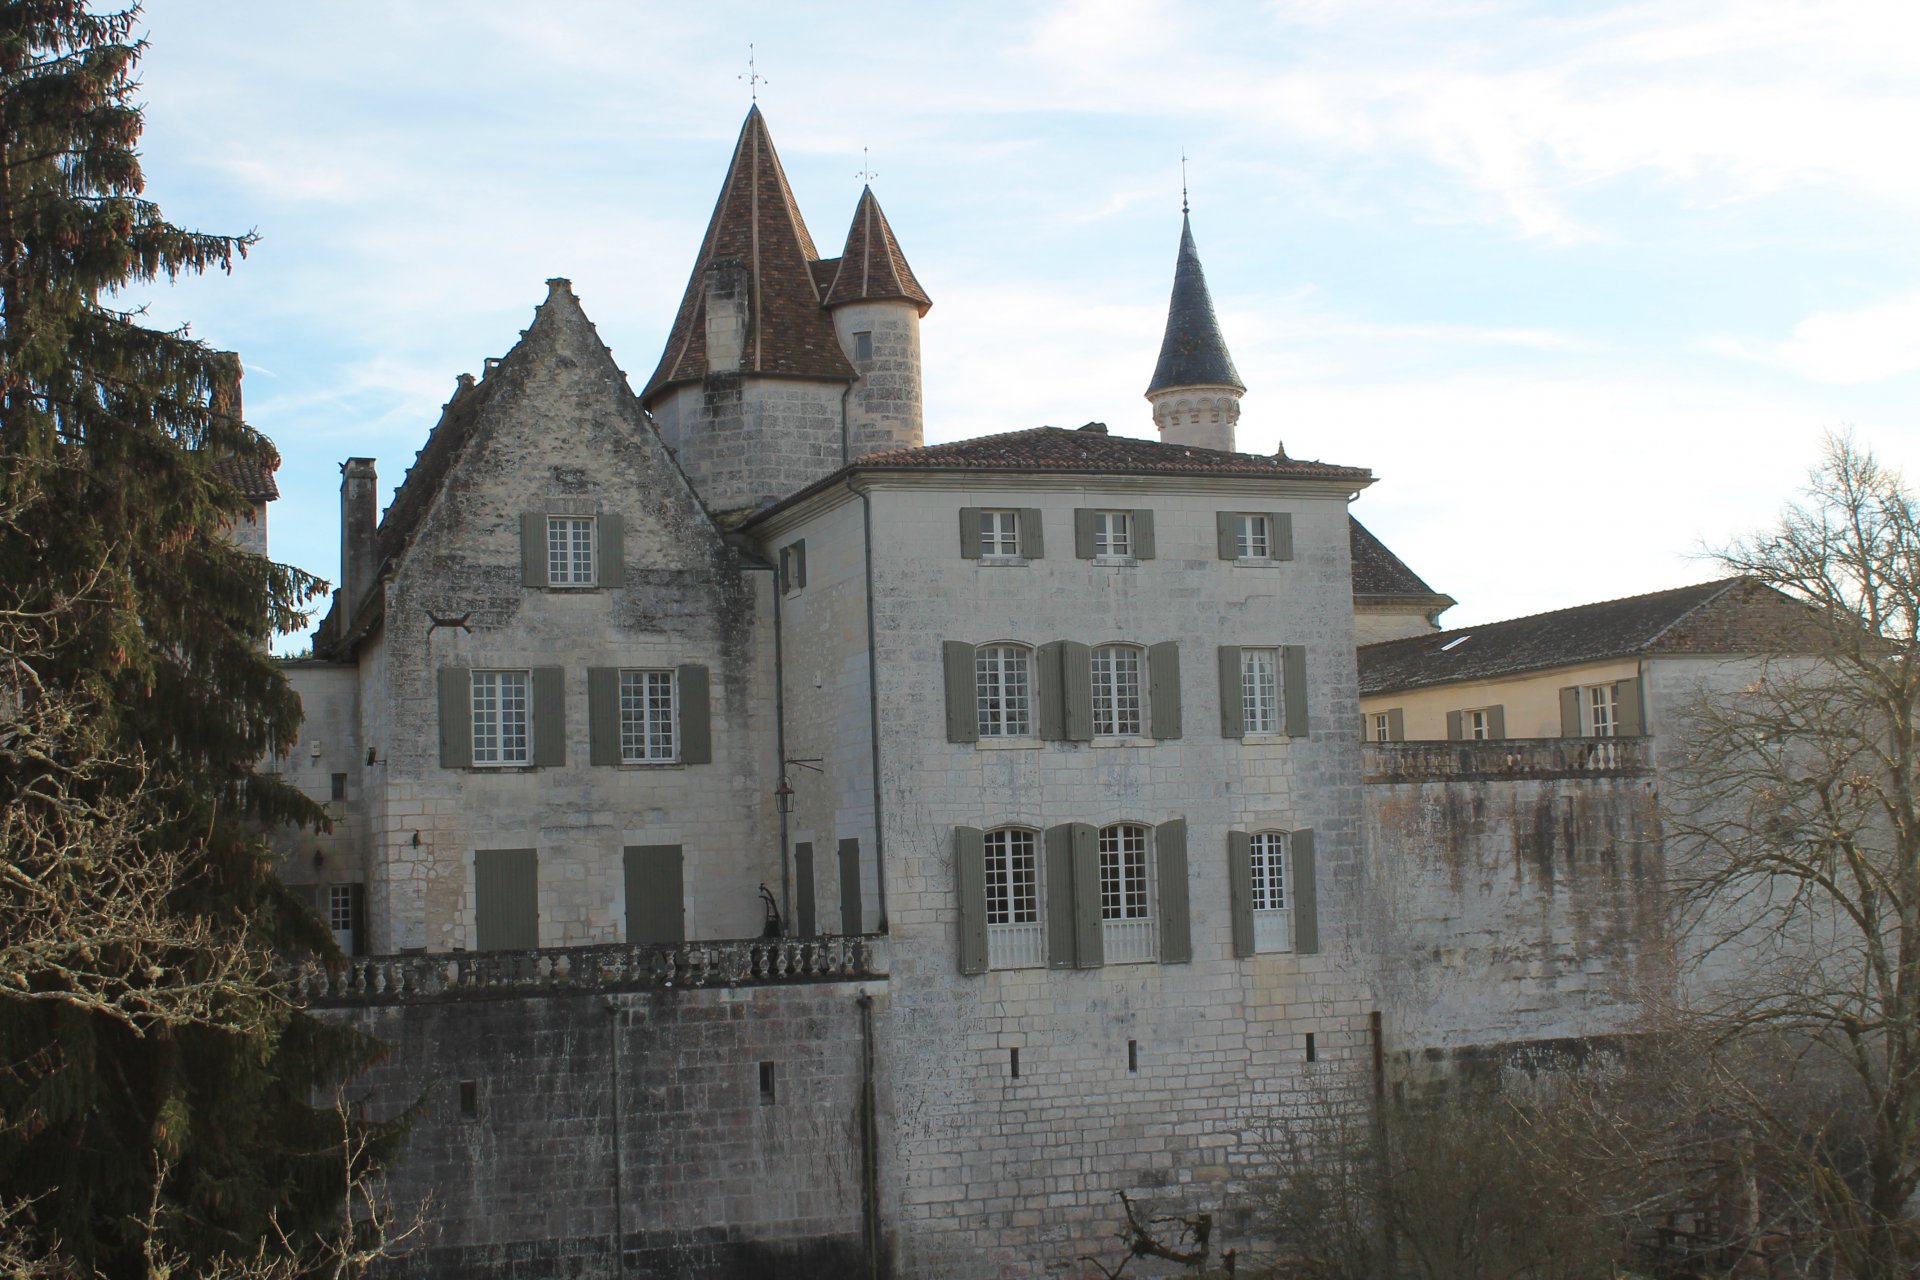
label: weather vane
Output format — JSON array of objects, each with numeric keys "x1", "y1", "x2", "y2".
[
  {"x1": 740, "y1": 44, "x2": 766, "y2": 102},
  {"x1": 1181, "y1": 148, "x2": 1190, "y2": 215},
  {"x1": 857, "y1": 147, "x2": 878, "y2": 184}
]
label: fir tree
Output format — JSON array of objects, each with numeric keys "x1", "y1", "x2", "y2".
[{"x1": 0, "y1": 5, "x2": 399, "y2": 1273}]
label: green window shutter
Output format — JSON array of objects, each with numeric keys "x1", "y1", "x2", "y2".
[
  {"x1": 794, "y1": 843, "x2": 816, "y2": 936},
  {"x1": 1045, "y1": 825, "x2": 1077, "y2": 969},
  {"x1": 599, "y1": 514, "x2": 625, "y2": 588},
  {"x1": 1559, "y1": 686, "x2": 1582, "y2": 737},
  {"x1": 1148, "y1": 641, "x2": 1182, "y2": 739},
  {"x1": 438, "y1": 667, "x2": 472, "y2": 768},
  {"x1": 793, "y1": 539, "x2": 807, "y2": 588},
  {"x1": 1071, "y1": 822, "x2": 1104, "y2": 968},
  {"x1": 1073, "y1": 509, "x2": 1097, "y2": 559},
  {"x1": 623, "y1": 844, "x2": 685, "y2": 944},
  {"x1": 1282, "y1": 645, "x2": 1309, "y2": 738},
  {"x1": 1487, "y1": 705, "x2": 1506, "y2": 740},
  {"x1": 1616, "y1": 678, "x2": 1645, "y2": 735},
  {"x1": 521, "y1": 512, "x2": 547, "y2": 587},
  {"x1": 958, "y1": 507, "x2": 982, "y2": 559},
  {"x1": 1386, "y1": 707, "x2": 1405, "y2": 742},
  {"x1": 838, "y1": 838, "x2": 863, "y2": 934},
  {"x1": 1035, "y1": 641, "x2": 1066, "y2": 741},
  {"x1": 1228, "y1": 831, "x2": 1255, "y2": 958},
  {"x1": 532, "y1": 667, "x2": 566, "y2": 767},
  {"x1": 1272, "y1": 512, "x2": 1294, "y2": 561},
  {"x1": 474, "y1": 849, "x2": 538, "y2": 951},
  {"x1": 1155, "y1": 819, "x2": 1191, "y2": 964},
  {"x1": 588, "y1": 667, "x2": 620, "y2": 766},
  {"x1": 954, "y1": 827, "x2": 988, "y2": 975},
  {"x1": 1217, "y1": 646, "x2": 1244, "y2": 738},
  {"x1": 1061, "y1": 640, "x2": 1093, "y2": 742},
  {"x1": 942, "y1": 641, "x2": 979, "y2": 743},
  {"x1": 1132, "y1": 509, "x2": 1156, "y2": 559},
  {"x1": 1292, "y1": 829, "x2": 1319, "y2": 955},
  {"x1": 1446, "y1": 710, "x2": 1465, "y2": 741},
  {"x1": 1216, "y1": 512, "x2": 1238, "y2": 559},
  {"x1": 677, "y1": 665, "x2": 711, "y2": 763},
  {"x1": 1020, "y1": 509, "x2": 1044, "y2": 558},
  {"x1": 349, "y1": 882, "x2": 367, "y2": 957}
]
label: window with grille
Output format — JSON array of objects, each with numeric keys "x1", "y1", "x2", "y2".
[
  {"x1": 619, "y1": 670, "x2": 677, "y2": 762},
  {"x1": 1099, "y1": 824, "x2": 1155, "y2": 963},
  {"x1": 327, "y1": 884, "x2": 355, "y2": 933},
  {"x1": 1465, "y1": 708, "x2": 1493, "y2": 740},
  {"x1": 1092, "y1": 645, "x2": 1143, "y2": 737},
  {"x1": 984, "y1": 828, "x2": 1043, "y2": 968},
  {"x1": 978, "y1": 509, "x2": 1021, "y2": 558},
  {"x1": 471, "y1": 670, "x2": 531, "y2": 765},
  {"x1": 975, "y1": 645, "x2": 1032, "y2": 737},
  {"x1": 1586, "y1": 684, "x2": 1616, "y2": 737},
  {"x1": 1093, "y1": 511, "x2": 1132, "y2": 558},
  {"x1": 1241, "y1": 648, "x2": 1279, "y2": 735},
  {"x1": 1372, "y1": 713, "x2": 1391, "y2": 742},
  {"x1": 547, "y1": 516, "x2": 596, "y2": 586},
  {"x1": 1235, "y1": 514, "x2": 1272, "y2": 559},
  {"x1": 1250, "y1": 830, "x2": 1292, "y2": 952}
]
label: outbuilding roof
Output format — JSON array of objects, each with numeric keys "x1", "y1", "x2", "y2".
[{"x1": 851, "y1": 424, "x2": 1369, "y2": 482}]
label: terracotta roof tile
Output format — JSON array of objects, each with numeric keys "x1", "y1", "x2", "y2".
[
  {"x1": 213, "y1": 453, "x2": 279, "y2": 501},
  {"x1": 1350, "y1": 518, "x2": 1448, "y2": 602},
  {"x1": 854, "y1": 425, "x2": 1369, "y2": 480},
  {"x1": 821, "y1": 186, "x2": 931, "y2": 314}
]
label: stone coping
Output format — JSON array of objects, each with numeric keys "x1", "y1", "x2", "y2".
[{"x1": 1363, "y1": 737, "x2": 1652, "y2": 783}]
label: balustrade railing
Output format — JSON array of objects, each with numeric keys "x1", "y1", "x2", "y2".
[{"x1": 1364, "y1": 736, "x2": 1652, "y2": 783}]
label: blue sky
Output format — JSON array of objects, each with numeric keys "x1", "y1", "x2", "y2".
[{"x1": 128, "y1": 1, "x2": 1920, "y2": 648}]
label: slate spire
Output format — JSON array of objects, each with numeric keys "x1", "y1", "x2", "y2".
[
  {"x1": 821, "y1": 185, "x2": 932, "y2": 314},
  {"x1": 1147, "y1": 213, "x2": 1243, "y2": 395}
]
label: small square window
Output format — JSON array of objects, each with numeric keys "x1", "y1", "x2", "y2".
[
  {"x1": 852, "y1": 331, "x2": 873, "y2": 362},
  {"x1": 472, "y1": 670, "x2": 532, "y2": 765},
  {"x1": 1236, "y1": 514, "x2": 1272, "y2": 560},
  {"x1": 547, "y1": 516, "x2": 596, "y2": 587},
  {"x1": 978, "y1": 510, "x2": 1021, "y2": 559}
]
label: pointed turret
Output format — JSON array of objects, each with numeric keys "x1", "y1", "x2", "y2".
[
  {"x1": 821, "y1": 186, "x2": 932, "y2": 314},
  {"x1": 1146, "y1": 213, "x2": 1244, "y2": 451},
  {"x1": 824, "y1": 185, "x2": 929, "y2": 457}
]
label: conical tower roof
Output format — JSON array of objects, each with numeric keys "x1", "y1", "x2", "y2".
[
  {"x1": 820, "y1": 185, "x2": 932, "y2": 314},
  {"x1": 643, "y1": 107, "x2": 855, "y2": 401},
  {"x1": 1146, "y1": 213, "x2": 1244, "y2": 395}
]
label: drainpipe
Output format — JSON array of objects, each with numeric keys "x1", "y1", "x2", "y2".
[
  {"x1": 607, "y1": 998, "x2": 625, "y2": 1275},
  {"x1": 757, "y1": 557, "x2": 793, "y2": 929},
  {"x1": 858, "y1": 991, "x2": 882, "y2": 1277},
  {"x1": 849, "y1": 478, "x2": 888, "y2": 931}
]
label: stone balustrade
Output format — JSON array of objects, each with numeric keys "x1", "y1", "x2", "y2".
[
  {"x1": 1363, "y1": 736, "x2": 1652, "y2": 783},
  {"x1": 296, "y1": 934, "x2": 886, "y2": 1006}
]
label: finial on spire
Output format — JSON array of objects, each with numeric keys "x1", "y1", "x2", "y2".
[
  {"x1": 1180, "y1": 148, "x2": 1190, "y2": 215},
  {"x1": 740, "y1": 43, "x2": 767, "y2": 102},
  {"x1": 856, "y1": 147, "x2": 878, "y2": 185}
]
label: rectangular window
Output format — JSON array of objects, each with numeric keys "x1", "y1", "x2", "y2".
[
  {"x1": 1093, "y1": 510, "x2": 1132, "y2": 558},
  {"x1": 1371, "y1": 713, "x2": 1391, "y2": 742},
  {"x1": 978, "y1": 509, "x2": 1021, "y2": 558},
  {"x1": 975, "y1": 645, "x2": 1031, "y2": 738},
  {"x1": 1091, "y1": 645, "x2": 1143, "y2": 737},
  {"x1": 327, "y1": 884, "x2": 354, "y2": 934},
  {"x1": 984, "y1": 828, "x2": 1043, "y2": 969},
  {"x1": 853, "y1": 331, "x2": 873, "y2": 362},
  {"x1": 1098, "y1": 824, "x2": 1155, "y2": 963},
  {"x1": 1236, "y1": 514, "x2": 1272, "y2": 560},
  {"x1": 547, "y1": 516, "x2": 596, "y2": 586},
  {"x1": 1242, "y1": 648, "x2": 1279, "y2": 735},
  {"x1": 618, "y1": 670, "x2": 677, "y2": 762},
  {"x1": 471, "y1": 670, "x2": 531, "y2": 765},
  {"x1": 1466, "y1": 708, "x2": 1492, "y2": 740},
  {"x1": 1586, "y1": 684, "x2": 1616, "y2": 737},
  {"x1": 1250, "y1": 831, "x2": 1292, "y2": 952}
]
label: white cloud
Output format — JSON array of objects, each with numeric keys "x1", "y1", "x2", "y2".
[{"x1": 1711, "y1": 294, "x2": 1920, "y2": 385}]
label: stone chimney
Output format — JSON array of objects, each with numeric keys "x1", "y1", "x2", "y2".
[
  {"x1": 703, "y1": 259, "x2": 748, "y2": 374},
  {"x1": 339, "y1": 458, "x2": 379, "y2": 626}
]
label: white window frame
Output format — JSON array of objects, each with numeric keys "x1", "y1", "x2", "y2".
[
  {"x1": 1093, "y1": 510, "x2": 1132, "y2": 559},
  {"x1": 547, "y1": 515, "x2": 596, "y2": 587},
  {"x1": 1585, "y1": 684, "x2": 1617, "y2": 737},
  {"x1": 1098, "y1": 824, "x2": 1156, "y2": 963},
  {"x1": 984, "y1": 827, "x2": 1044, "y2": 969},
  {"x1": 618, "y1": 669, "x2": 678, "y2": 763},
  {"x1": 1464, "y1": 708, "x2": 1493, "y2": 740},
  {"x1": 1235, "y1": 513, "x2": 1272, "y2": 560},
  {"x1": 1242, "y1": 647, "x2": 1280, "y2": 735},
  {"x1": 326, "y1": 884, "x2": 355, "y2": 954},
  {"x1": 978, "y1": 509, "x2": 1022, "y2": 559},
  {"x1": 471, "y1": 669, "x2": 531, "y2": 766},
  {"x1": 1371, "y1": 712, "x2": 1391, "y2": 742},
  {"x1": 1249, "y1": 830, "x2": 1293, "y2": 953},
  {"x1": 975, "y1": 644, "x2": 1032, "y2": 738},
  {"x1": 1091, "y1": 644, "x2": 1144, "y2": 738}
]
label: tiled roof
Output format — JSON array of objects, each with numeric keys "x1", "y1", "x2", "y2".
[
  {"x1": 1350, "y1": 518, "x2": 1449, "y2": 603},
  {"x1": 852, "y1": 425, "x2": 1370, "y2": 481},
  {"x1": 213, "y1": 453, "x2": 279, "y2": 501},
  {"x1": 1357, "y1": 578, "x2": 1825, "y2": 695},
  {"x1": 641, "y1": 107, "x2": 856, "y2": 401},
  {"x1": 820, "y1": 186, "x2": 931, "y2": 314},
  {"x1": 1146, "y1": 214, "x2": 1243, "y2": 395}
]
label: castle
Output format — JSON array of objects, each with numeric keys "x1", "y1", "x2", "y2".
[{"x1": 268, "y1": 107, "x2": 1763, "y2": 1278}]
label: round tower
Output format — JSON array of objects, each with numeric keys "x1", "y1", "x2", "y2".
[
  {"x1": 823, "y1": 185, "x2": 932, "y2": 458},
  {"x1": 1145, "y1": 212, "x2": 1244, "y2": 452}
]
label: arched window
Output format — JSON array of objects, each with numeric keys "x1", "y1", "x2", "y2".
[
  {"x1": 984, "y1": 827, "x2": 1043, "y2": 968},
  {"x1": 974, "y1": 644, "x2": 1032, "y2": 738},
  {"x1": 1091, "y1": 644, "x2": 1144, "y2": 737},
  {"x1": 1249, "y1": 830, "x2": 1292, "y2": 952},
  {"x1": 1099, "y1": 823, "x2": 1156, "y2": 963}
]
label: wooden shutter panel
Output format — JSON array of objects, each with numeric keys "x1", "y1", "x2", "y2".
[
  {"x1": 793, "y1": 540, "x2": 808, "y2": 589},
  {"x1": 1133, "y1": 509, "x2": 1156, "y2": 559},
  {"x1": 1020, "y1": 509, "x2": 1044, "y2": 558},
  {"x1": 1155, "y1": 819, "x2": 1191, "y2": 964},
  {"x1": 1228, "y1": 831, "x2": 1255, "y2": 958},
  {"x1": 599, "y1": 515, "x2": 625, "y2": 588},
  {"x1": 677, "y1": 665, "x2": 711, "y2": 763},
  {"x1": 1045, "y1": 825, "x2": 1077, "y2": 969},
  {"x1": 1292, "y1": 829, "x2": 1319, "y2": 955},
  {"x1": 623, "y1": 844, "x2": 685, "y2": 943},
  {"x1": 1071, "y1": 822, "x2": 1104, "y2": 968},
  {"x1": 1061, "y1": 641, "x2": 1093, "y2": 742},
  {"x1": 1282, "y1": 645, "x2": 1309, "y2": 738},
  {"x1": 1217, "y1": 646, "x2": 1244, "y2": 738},
  {"x1": 1272, "y1": 513, "x2": 1294, "y2": 561},
  {"x1": 1486, "y1": 705, "x2": 1506, "y2": 740},
  {"x1": 794, "y1": 843, "x2": 816, "y2": 936},
  {"x1": 942, "y1": 641, "x2": 979, "y2": 743},
  {"x1": 1148, "y1": 641, "x2": 1182, "y2": 739},
  {"x1": 474, "y1": 849, "x2": 538, "y2": 951},
  {"x1": 349, "y1": 882, "x2": 367, "y2": 957},
  {"x1": 521, "y1": 513, "x2": 547, "y2": 587},
  {"x1": 1616, "y1": 678, "x2": 1645, "y2": 735},
  {"x1": 958, "y1": 508, "x2": 982, "y2": 559},
  {"x1": 838, "y1": 838, "x2": 863, "y2": 934},
  {"x1": 1216, "y1": 512, "x2": 1238, "y2": 559},
  {"x1": 1386, "y1": 707, "x2": 1405, "y2": 742},
  {"x1": 1446, "y1": 710, "x2": 1465, "y2": 741},
  {"x1": 954, "y1": 827, "x2": 988, "y2": 975},
  {"x1": 588, "y1": 668, "x2": 620, "y2": 766},
  {"x1": 438, "y1": 667, "x2": 472, "y2": 768},
  {"x1": 1035, "y1": 642, "x2": 1066, "y2": 741},
  {"x1": 532, "y1": 667, "x2": 565, "y2": 767},
  {"x1": 1559, "y1": 686, "x2": 1582, "y2": 736},
  {"x1": 1073, "y1": 509, "x2": 1097, "y2": 559}
]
